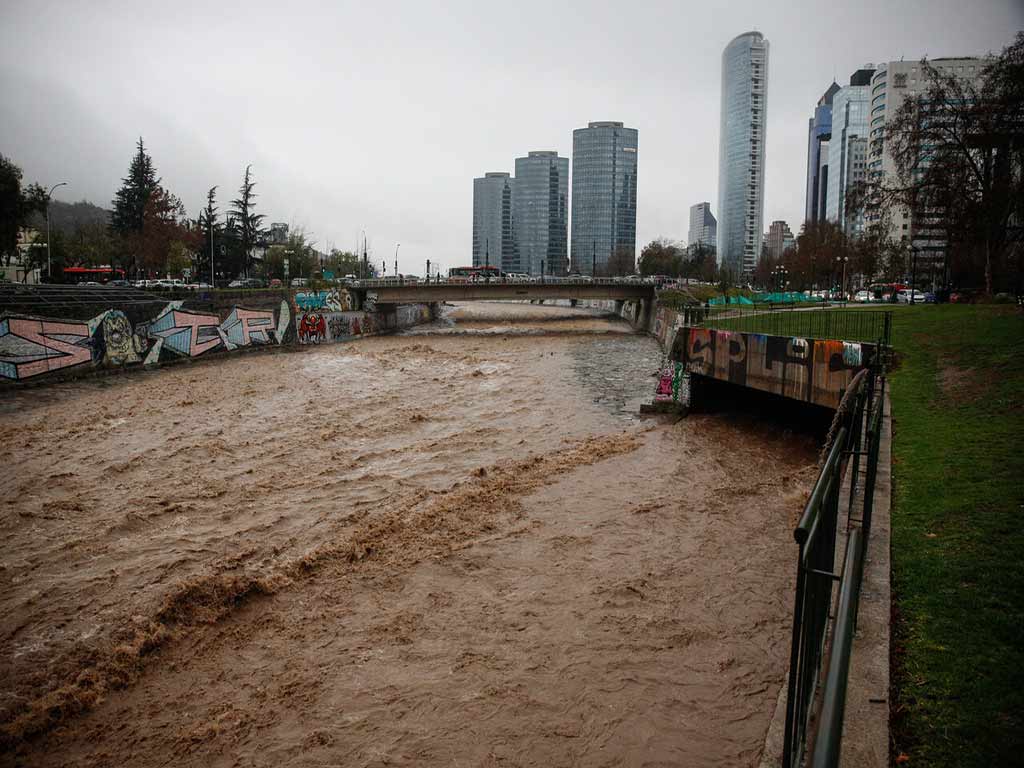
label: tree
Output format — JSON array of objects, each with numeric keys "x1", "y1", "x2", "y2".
[
  {"x1": 231, "y1": 165, "x2": 265, "y2": 277},
  {"x1": 791, "y1": 220, "x2": 849, "y2": 291},
  {"x1": 66, "y1": 220, "x2": 116, "y2": 267},
  {"x1": 0, "y1": 155, "x2": 47, "y2": 265},
  {"x1": 639, "y1": 238, "x2": 683, "y2": 277},
  {"x1": 324, "y1": 249, "x2": 363, "y2": 277},
  {"x1": 849, "y1": 34, "x2": 1024, "y2": 294},
  {"x1": 110, "y1": 138, "x2": 160, "y2": 238},
  {"x1": 196, "y1": 186, "x2": 220, "y2": 282},
  {"x1": 603, "y1": 245, "x2": 636, "y2": 277}
]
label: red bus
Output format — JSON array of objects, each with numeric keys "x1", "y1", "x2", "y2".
[
  {"x1": 448, "y1": 265, "x2": 501, "y2": 282},
  {"x1": 63, "y1": 266, "x2": 126, "y2": 284}
]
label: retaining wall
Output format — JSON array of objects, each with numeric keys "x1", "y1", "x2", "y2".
[{"x1": 0, "y1": 287, "x2": 437, "y2": 386}]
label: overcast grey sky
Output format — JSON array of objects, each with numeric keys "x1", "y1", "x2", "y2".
[{"x1": 2, "y1": 0, "x2": 1021, "y2": 274}]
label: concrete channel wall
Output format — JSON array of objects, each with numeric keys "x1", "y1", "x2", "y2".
[{"x1": 0, "y1": 286, "x2": 438, "y2": 386}]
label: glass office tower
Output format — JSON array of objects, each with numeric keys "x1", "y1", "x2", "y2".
[
  {"x1": 717, "y1": 31, "x2": 769, "y2": 277},
  {"x1": 512, "y1": 152, "x2": 569, "y2": 276},
  {"x1": 570, "y1": 121, "x2": 638, "y2": 275},
  {"x1": 805, "y1": 82, "x2": 839, "y2": 223},
  {"x1": 472, "y1": 172, "x2": 515, "y2": 271}
]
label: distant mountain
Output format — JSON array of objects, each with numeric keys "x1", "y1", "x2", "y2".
[{"x1": 27, "y1": 200, "x2": 110, "y2": 234}]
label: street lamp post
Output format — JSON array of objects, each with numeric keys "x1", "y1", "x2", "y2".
[
  {"x1": 46, "y1": 182, "x2": 68, "y2": 281},
  {"x1": 395, "y1": 243, "x2": 400, "y2": 279},
  {"x1": 835, "y1": 255, "x2": 849, "y2": 302}
]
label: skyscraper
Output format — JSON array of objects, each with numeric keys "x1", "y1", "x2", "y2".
[
  {"x1": 570, "y1": 121, "x2": 639, "y2": 276},
  {"x1": 512, "y1": 151, "x2": 569, "y2": 276},
  {"x1": 718, "y1": 31, "x2": 769, "y2": 277},
  {"x1": 826, "y1": 66, "x2": 874, "y2": 233},
  {"x1": 805, "y1": 82, "x2": 840, "y2": 224},
  {"x1": 472, "y1": 172, "x2": 515, "y2": 271},
  {"x1": 868, "y1": 57, "x2": 989, "y2": 244},
  {"x1": 688, "y1": 202, "x2": 717, "y2": 250},
  {"x1": 766, "y1": 220, "x2": 795, "y2": 261}
]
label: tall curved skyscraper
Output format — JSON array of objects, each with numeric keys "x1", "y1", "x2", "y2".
[{"x1": 718, "y1": 31, "x2": 768, "y2": 278}]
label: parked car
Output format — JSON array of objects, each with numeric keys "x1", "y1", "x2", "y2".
[
  {"x1": 107, "y1": 279, "x2": 131, "y2": 288},
  {"x1": 853, "y1": 290, "x2": 872, "y2": 303},
  {"x1": 896, "y1": 289, "x2": 928, "y2": 304},
  {"x1": 269, "y1": 278, "x2": 283, "y2": 288},
  {"x1": 290, "y1": 277, "x2": 308, "y2": 288},
  {"x1": 229, "y1": 278, "x2": 264, "y2": 289}
]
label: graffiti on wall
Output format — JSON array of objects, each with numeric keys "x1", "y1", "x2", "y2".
[
  {"x1": 654, "y1": 361, "x2": 687, "y2": 404},
  {"x1": 294, "y1": 311, "x2": 378, "y2": 344},
  {"x1": 0, "y1": 317, "x2": 93, "y2": 380},
  {"x1": 295, "y1": 304, "x2": 433, "y2": 345},
  {"x1": 294, "y1": 288, "x2": 353, "y2": 313},
  {"x1": 0, "y1": 300, "x2": 292, "y2": 381},
  {"x1": 683, "y1": 328, "x2": 871, "y2": 410}
]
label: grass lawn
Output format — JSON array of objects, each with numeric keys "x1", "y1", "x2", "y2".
[{"x1": 885, "y1": 305, "x2": 1023, "y2": 765}]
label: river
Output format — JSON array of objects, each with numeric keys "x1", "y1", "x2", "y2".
[{"x1": 0, "y1": 301, "x2": 819, "y2": 766}]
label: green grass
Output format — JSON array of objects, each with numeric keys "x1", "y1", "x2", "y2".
[
  {"x1": 693, "y1": 305, "x2": 891, "y2": 344},
  {"x1": 885, "y1": 305, "x2": 1023, "y2": 765}
]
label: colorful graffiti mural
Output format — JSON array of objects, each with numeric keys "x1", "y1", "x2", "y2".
[
  {"x1": 295, "y1": 304, "x2": 433, "y2": 345},
  {"x1": 294, "y1": 289, "x2": 353, "y2": 312},
  {"x1": 654, "y1": 361, "x2": 687, "y2": 404},
  {"x1": 0, "y1": 301, "x2": 292, "y2": 382},
  {"x1": 1, "y1": 299, "x2": 435, "y2": 382},
  {"x1": 681, "y1": 328, "x2": 871, "y2": 409},
  {"x1": 0, "y1": 317, "x2": 93, "y2": 379}
]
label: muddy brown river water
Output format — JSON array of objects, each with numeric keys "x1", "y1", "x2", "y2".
[{"x1": 0, "y1": 302, "x2": 819, "y2": 766}]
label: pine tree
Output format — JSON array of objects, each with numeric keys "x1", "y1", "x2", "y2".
[
  {"x1": 197, "y1": 186, "x2": 220, "y2": 281},
  {"x1": 231, "y1": 165, "x2": 265, "y2": 277},
  {"x1": 110, "y1": 138, "x2": 160, "y2": 236}
]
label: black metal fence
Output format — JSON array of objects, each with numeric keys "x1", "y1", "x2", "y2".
[
  {"x1": 781, "y1": 364, "x2": 886, "y2": 767},
  {"x1": 683, "y1": 305, "x2": 892, "y2": 345}
]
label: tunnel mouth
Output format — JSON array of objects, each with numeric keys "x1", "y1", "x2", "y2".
[{"x1": 687, "y1": 374, "x2": 835, "y2": 443}]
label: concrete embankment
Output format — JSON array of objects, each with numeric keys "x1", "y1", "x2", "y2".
[{"x1": 0, "y1": 285, "x2": 438, "y2": 387}]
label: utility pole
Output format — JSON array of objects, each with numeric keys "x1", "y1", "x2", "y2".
[
  {"x1": 362, "y1": 232, "x2": 368, "y2": 279},
  {"x1": 592, "y1": 240, "x2": 596, "y2": 278},
  {"x1": 395, "y1": 243, "x2": 400, "y2": 278}
]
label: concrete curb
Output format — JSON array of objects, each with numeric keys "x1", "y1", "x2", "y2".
[{"x1": 759, "y1": 391, "x2": 892, "y2": 767}]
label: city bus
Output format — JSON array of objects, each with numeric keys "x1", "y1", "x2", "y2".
[
  {"x1": 448, "y1": 265, "x2": 501, "y2": 282},
  {"x1": 63, "y1": 266, "x2": 127, "y2": 284}
]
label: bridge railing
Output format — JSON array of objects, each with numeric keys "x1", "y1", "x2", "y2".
[
  {"x1": 781, "y1": 365, "x2": 887, "y2": 767},
  {"x1": 684, "y1": 305, "x2": 892, "y2": 345},
  {"x1": 352, "y1": 276, "x2": 652, "y2": 289}
]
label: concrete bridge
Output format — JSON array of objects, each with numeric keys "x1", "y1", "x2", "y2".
[{"x1": 351, "y1": 277, "x2": 656, "y2": 306}]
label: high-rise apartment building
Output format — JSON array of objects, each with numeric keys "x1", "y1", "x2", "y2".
[
  {"x1": 472, "y1": 172, "x2": 515, "y2": 271},
  {"x1": 718, "y1": 31, "x2": 769, "y2": 277},
  {"x1": 805, "y1": 82, "x2": 840, "y2": 224},
  {"x1": 826, "y1": 66, "x2": 874, "y2": 233},
  {"x1": 766, "y1": 220, "x2": 795, "y2": 261},
  {"x1": 868, "y1": 58, "x2": 989, "y2": 247},
  {"x1": 688, "y1": 202, "x2": 717, "y2": 250},
  {"x1": 512, "y1": 152, "x2": 569, "y2": 276},
  {"x1": 570, "y1": 121, "x2": 639, "y2": 275}
]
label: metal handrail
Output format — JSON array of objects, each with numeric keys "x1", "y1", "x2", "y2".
[
  {"x1": 809, "y1": 528, "x2": 866, "y2": 768},
  {"x1": 781, "y1": 369, "x2": 885, "y2": 767}
]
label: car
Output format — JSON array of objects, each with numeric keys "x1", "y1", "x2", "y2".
[
  {"x1": 853, "y1": 290, "x2": 872, "y2": 303},
  {"x1": 896, "y1": 289, "x2": 928, "y2": 304},
  {"x1": 151, "y1": 279, "x2": 178, "y2": 290},
  {"x1": 290, "y1": 277, "x2": 309, "y2": 288},
  {"x1": 269, "y1": 278, "x2": 283, "y2": 288},
  {"x1": 107, "y1": 279, "x2": 131, "y2": 288}
]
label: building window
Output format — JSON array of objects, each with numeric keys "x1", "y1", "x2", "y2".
[{"x1": 893, "y1": 73, "x2": 908, "y2": 88}]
